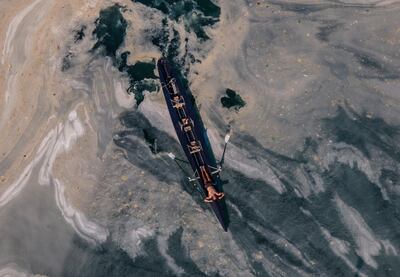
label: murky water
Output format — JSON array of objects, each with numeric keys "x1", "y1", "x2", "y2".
[{"x1": 1, "y1": 0, "x2": 400, "y2": 276}]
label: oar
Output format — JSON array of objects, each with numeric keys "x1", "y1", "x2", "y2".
[
  {"x1": 167, "y1": 152, "x2": 205, "y2": 196},
  {"x1": 167, "y1": 152, "x2": 190, "y2": 174},
  {"x1": 219, "y1": 131, "x2": 231, "y2": 168}
]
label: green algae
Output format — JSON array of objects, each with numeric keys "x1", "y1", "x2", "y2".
[
  {"x1": 92, "y1": 5, "x2": 158, "y2": 106},
  {"x1": 221, "y1": 89, "x2": 246, "y2": 110}
]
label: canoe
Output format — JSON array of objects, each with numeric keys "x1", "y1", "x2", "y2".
[{"x1": 157, "y1": 58, "x2": 229, "y2": 231}]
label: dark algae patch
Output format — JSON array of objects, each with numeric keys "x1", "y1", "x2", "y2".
[
  {"x1": 119, "y1": 53, "x2": 158, "y2": 105},
  {"x1": 62, "y1": 24, "x2": 88, "y2": 71},
  {"x1": 118, "y1": 54, "x2": 156, "y2": 81},
  {"x1": 61, "y1": 52, "x2": 73, "y2": 71},
  {"x1": 92, "y1": 4, "x2": 158, "y2": 105},
  {"x1": 74, "y1": 25, "x2": 87, "y2": 43},
  {"x1": 92, "y1": 4, "x2": 127, "y2": 58},
  {"x1": 144, "y1": 0, "x2": 221, "y2": 76},
  {"x1": 134, "y1": 0, "x2": 169, "y2": 14},
  {"x1": 221, "y1": 89, "x2": 246, "y2": 110},
  {"x1": 133, "y1": 0, "x2": 220, "y2": 40},
  {"x1": 193, "y1": 0, "x2": 220, "y2": 18}
]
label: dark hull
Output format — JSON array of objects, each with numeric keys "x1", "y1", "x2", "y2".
[{"x1": 157, "y1": 58, "x2": 229, "y2": 231}]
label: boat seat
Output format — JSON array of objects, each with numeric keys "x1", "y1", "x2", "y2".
[
  {"x1": 172, "y1": 95, "x2": 185, "y2": 109},
  {"x1": 181, "y1": 117, "x2": 190, "y2": 125},
  {"x1": 170, "y1": 80, "x2": 180, "y2": 94},
  {"x1": 165, "y1": 78, "x2": 180, "y2": 94},
  {"x1": 188, "y1": 141, "x2": 202, "y2": 154},
  {"x1": 181, "y1": 117, "x2": 192, "y2": 132}
]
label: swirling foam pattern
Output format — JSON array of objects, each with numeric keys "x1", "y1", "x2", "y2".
[{"x1": 0, "y1": 0, "x2": 400, "y2": 276}]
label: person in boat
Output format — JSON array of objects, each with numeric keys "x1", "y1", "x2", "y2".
[
  {"x1": 199, "y1": 165, "x2": 224, "y2": 202},
  {"x1": 172, "y1": 95, "x2": 184, "y2": 109},
  {"x1": 188, "y1": 141, "x2": 201, "y2": 153},
  {"x1": 182, "y1": 120, "x2": 224, "y2": 202},
  {"x1": 204, "y1": 185, "x2": 224, "y2": 202}
]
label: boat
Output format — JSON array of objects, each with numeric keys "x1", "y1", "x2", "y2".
[{"x1": 157, "y1": 58, "x2": 229, "y2": 231}]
